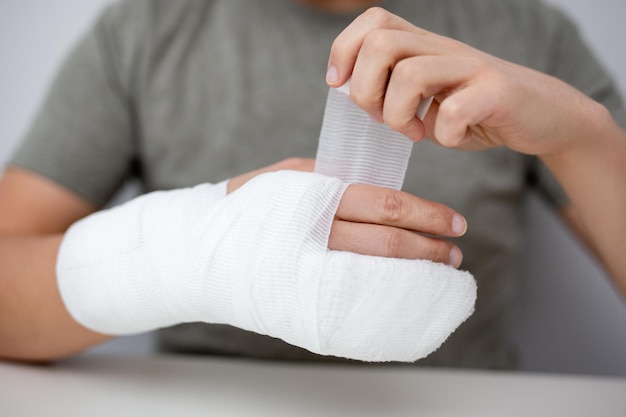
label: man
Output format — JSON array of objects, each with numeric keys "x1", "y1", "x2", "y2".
[{"x1": 0, "y1": 0, "x2": 624, "y2": 368}]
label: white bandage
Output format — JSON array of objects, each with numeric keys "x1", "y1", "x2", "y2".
[
  {"x1": 57, "y1": 170, "x2": 474, "y2": 362},
  {"x1": 313, "y1": 85, "x2": 475, "y2": 361},
  {"x1": 58, "y1": 173, "x2": 346, "y2": 349},
  {"x1": 57, "y1": 86, "x2": 475, "y2": 363},
  {"x1": 315, "y1": 81, "x2": 433, "y2": 189}
]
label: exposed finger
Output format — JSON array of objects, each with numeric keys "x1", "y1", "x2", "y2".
[
  {"x1": 328, "y1": 219, "x2": 463, "y2": 267},
  {"x1": 434, "y1": 82, "x2": 498, "y2": 148},
  {"x1": 335, "y1": 184, "x2": 467, "y2": 237},
  {"x1": 327, "y1": 7, "x2": 427, "y2": 88},
  {"x1": 349, "y1": 30, "x2": 445, "y2": 121},
  {"x1": 274, "y1": 157, "x2": 316, "y2": 172},
  {"x1": 383, "y1": 55, "x2": 477, "y2": 141},
  {"x1": 227, "y1": 158, "x2": 315, "y2": 194}
]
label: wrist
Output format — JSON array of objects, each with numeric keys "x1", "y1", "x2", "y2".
[
  {"x1": 541, "y1": 99, "x2": 616, "y2": 165},
  {"x1": 56, "y1": 182, "x2": 227, "y2": 335}
]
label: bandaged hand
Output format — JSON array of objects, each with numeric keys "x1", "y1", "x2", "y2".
[
  {"x1": 57, "y1": 169, "x2": 475, "y2": 362},
  {"x1": 230, "y1": 158, "x2": 466, "y2": 266}
]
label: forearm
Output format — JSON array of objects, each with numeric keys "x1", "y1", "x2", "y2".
[
  {"x1": 0, "y1": 234, "x2": 110, "y2": 362},
  {"x1": 541, "y1": 104, "x2": 626, "y2": 295}
]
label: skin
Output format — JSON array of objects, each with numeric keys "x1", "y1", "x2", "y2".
[
  {"x1": 0, "y1": 159, "x2": 465, "y2": 362},
  {"x1": 325, "y1": 7, "x2": 626, "y2": 293},
  {"x1": 296, "y1": 0, "x2": 381, "y2": 13},
  {"x1": 2, "y1": 0, "x2": 624, "y2": 361}
]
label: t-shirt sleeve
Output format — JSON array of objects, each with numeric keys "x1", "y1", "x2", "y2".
[
  {"x1": 527, "y1": 3, "x2": 626, "y2": 209},
  {"x1": 9, "y1": 2, "x2": 139, "y2": 207}
]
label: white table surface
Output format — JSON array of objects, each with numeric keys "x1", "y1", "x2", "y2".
[{"x1": 2, "y1": 354, "x2": 625, "y2": 416}]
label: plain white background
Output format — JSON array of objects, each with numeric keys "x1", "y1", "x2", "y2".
[{"x1": 1, "y1": 0, "x2": 625, "y2": 376}]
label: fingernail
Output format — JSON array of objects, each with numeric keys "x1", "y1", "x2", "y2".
[
  {"x1": 452, "y1": 214, "x2": 467, "y2": 235},
  {"x1": 449, "y1": 247, "x2": 463, "y2": 268},
  {"x1": 326, "y1": 65, "x2": 339, "y2": 84}
]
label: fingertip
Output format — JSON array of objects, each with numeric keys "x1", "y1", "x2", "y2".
[
  {"x1": 406, "y1": 117, "x2": 426, "y2": 142},
  {"x1": 451, "y1": 213, "x2": 467, "y2": 236},
  {"x1": 409, "y1": 134, "x2": 424, "y2": 143},
  {"x1": 449, "y1": 246, "x2": 463, "y2": 268},
  {"x1": 326, "y1": 65, "x2": 340, "y2": 86}
]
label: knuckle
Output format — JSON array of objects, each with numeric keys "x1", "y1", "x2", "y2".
[
  {"x1": 428, "y1": 240, "x2": 451, "y2": 263},
  {"x1": 425, "y1": 204, "x2": 448, "y2": 229},
  {"x1": 350, "y1": 81, "x2": 368, "y2": 104},
  {"x1": 439, "y1": 98, "x2": 465, "y2": 122},
  {"x1": 379, "y1": 192, "x2": 406, "y2": 223},
  {"x1": 382, "y1": 229, "x2": 403, "y2": 257},
  {"x1": 363, "y1": 7, "x2": 393, "y2": 27},
  {"x1": 351, "y1": 89, "x2": 382, "y2": 115},
  {"x1": 362, "y1": 29, "x2": 391, "y2": 54},
  {"x1": 393, "y1": 59, "x2": 418, "y2": 83},
  {"x1": 385, "y1": 113, "x2": 414, "y2": 133}
]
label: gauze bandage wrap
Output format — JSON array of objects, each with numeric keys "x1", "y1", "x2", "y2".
[
  {"x1": 57, "y1": 170, "x2": 475, "y2": 361},
  {"x1": 315, "y1": 81, "x2": 433, "y2": 189},
  {"x1": 57, "y1": 173, "x2": 347, "y2": 352},
  {"x1": 57, "y1": 86, "x2": 475, "y2": 362},
  {"x1": 313, "y1": 85, "x2": 475, "y2": 360}
]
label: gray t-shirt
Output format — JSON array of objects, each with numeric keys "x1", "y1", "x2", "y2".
[{"x1": 12, "y1": 0, "x2": 626, "y2": 369}]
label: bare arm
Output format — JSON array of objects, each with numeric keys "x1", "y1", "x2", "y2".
[
  {"x1": 0, "y1": 167, "x2": 109, "y2": 361},
  {"x1": 546, "y1": 117, "x2": 626, "y2": 291}
]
